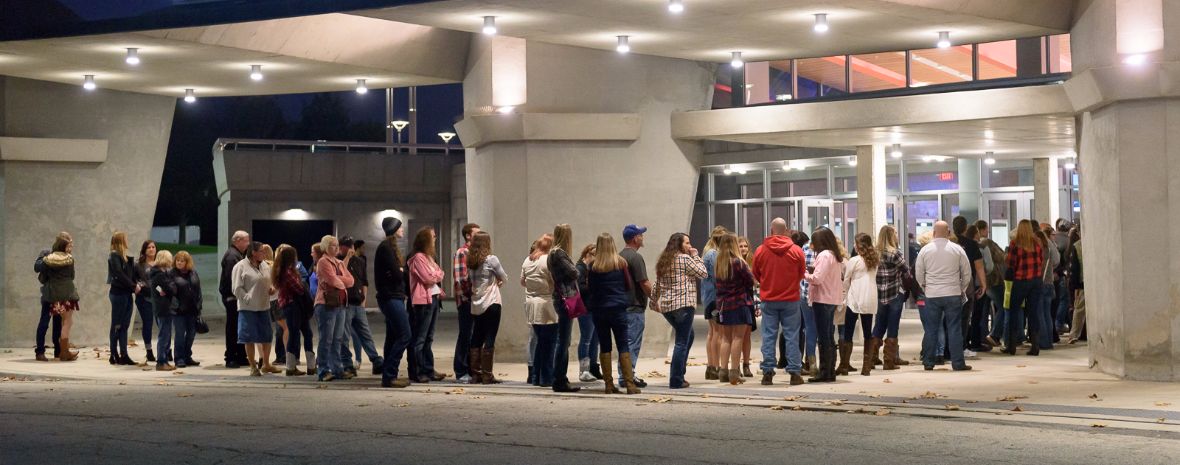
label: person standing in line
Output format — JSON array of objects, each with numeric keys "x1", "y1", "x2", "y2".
[
  {"x1": 783, "y1": 231, "x2": 818, "y2": 376},
  {"x1": 273, "y1": 245, "x2": 309, "y2": 376},
  {"x1": 260, "y1": 244, "x2": 286, "y2": 368},
  {"x1": 714, "y1": 233, "x2": 755, "y2": 385},
  {"x1": 841, "y1": 233, "x2": 879, "y2": 376},
  {"x1": 149, "y1": 251, "x2": 177, "y2": 371},
  {"x1": 701, "y1": 226, "x2": 728, "y2": 381},
  {"x1": 804, "y1": 227, "x2": 844, "y2": 383},
  {"x1": 1034, "y1": 225, "x2": 1060, "y2": 350},
  {"x1": 33, "y1": 247, "x2": 63, "y2": 361},
  {"x1": 171, "y1": 251, "x2": 202, "y2": 369},
  {"x1": 753, "y1": 219, "x2": 807, "y2": 386},
  {"x1": 737, "y1": 236, "x2": 758, "y2": 378},
  {"x1": 617, "y1": 224, "x2": 652, "y2": 389},
  {"x1": 952, "y1": 217, "x2": 987, "y2": 359},
  {"x1": 43, "y1": 234, "x2": 80, "y2": 362},
  {"x1": 1065, "y1": 227, "x2": 1086, "y2": 344},
  {"x1": 233, "y1": 242, "x2": 279, "y2": 376},
  {"x1": 408, "y1": 227, "x2": 447, "y2": 383},
  {"x1": 575, "y1": 244, "x2": 602, "y2": 382},
  {"x1": 975, "y1": 220, "x2": 1009, "y2": 350},
  {"x1": 873, "y1": 225, "x2": 910, "y2": 370},
  {"x1": 586, "y1": 233, "x2": 640, "y2": 395},
  {"x1": 133, "y1": 240, "x2": 157, "y2": 362},
  {"x1": 523, "y1": 234, "x2": 559, "y2": 387},
  {"x1": 314, "y1": 235, "x2": 354, "y2": 381},
  {"x1": 107, "y1": 232, "x2": 139, "y2": 366},
  {"x1": 914, "y1": 221, "x2": 973, "y2": 371},
  {"x1": 467, "y1": 230, "x2": 507, "y2": 385},
  {"x1": 1053, "y1": 219, "x2": 1073, "y2": 334},
  {"x1": 220, "y1": 231, "x2": 250, "y2": 368},
  {"x1": 305, "y1": 243, "x2": 324, "y2": 372},
  {"x1": 452, "y1": 223, "x2": 480, "y2": 384},
  {"x1": 1004, "y1": 220, "x2": 1045, "y2": 356},
  {"x1": 375, "y1": 218, "x2": 412, "y2": 388},
  {"x1": 547, "y1": 224, "x2": 583, "y2": 392},
  {"x1": 338, "y1": 237, "x2": 383, "y2": 376},
  {"x1": 650, "y1": 232, "x2": 707, "y2": 389}
]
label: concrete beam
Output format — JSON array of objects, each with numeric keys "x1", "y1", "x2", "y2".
[
  {"x1": 0, "y1": 136, "x2": 107, "y2": 162},
  {"x1": 454, "y1": 113, "x2": 641, "y2": 149}
]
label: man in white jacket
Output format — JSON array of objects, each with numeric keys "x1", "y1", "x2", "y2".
[{"x1": 914, "y1": 221, "x2": 972, "y2": 372}]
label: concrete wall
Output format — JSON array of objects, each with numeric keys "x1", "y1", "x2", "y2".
[
  {"x1": 0, "y1": 76, "x2": 175, "y2": 348},
  {"x1": 462, "y1": 39, "x2": 715, "y2": 361}
]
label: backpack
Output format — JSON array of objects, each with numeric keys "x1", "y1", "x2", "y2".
[{"x1": 982, "y1": 239, "x2": 1006, "y2": 287}]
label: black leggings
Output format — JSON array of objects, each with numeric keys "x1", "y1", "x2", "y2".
[
  {"x1": 592, "y1": 307, "x2": 630, "y2": 354},
  {"x1": 469, "y1": 304, "x2": 501, "y2": 350},
  {"x1": 840, "y1": 312, "x2": 874, "y2": 342}
]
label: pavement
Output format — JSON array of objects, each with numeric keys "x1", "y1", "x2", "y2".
[{"x1": 3, "y1": 310, "x2": 1179, "y2": 434}]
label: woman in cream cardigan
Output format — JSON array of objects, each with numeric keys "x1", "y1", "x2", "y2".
[{"x1": 841, "y1": 233, "x2": 879, "y2": 376}]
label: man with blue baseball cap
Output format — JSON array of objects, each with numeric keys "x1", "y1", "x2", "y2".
[{"x1": 618, "y1": 224, "x2": 652, "y2": 388}]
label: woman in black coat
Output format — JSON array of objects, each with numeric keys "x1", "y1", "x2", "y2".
[{"x1": 171, "y1": 251, "x2": 203, "y2": 368}]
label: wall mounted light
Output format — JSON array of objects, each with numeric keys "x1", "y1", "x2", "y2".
[
  {"x1": 355, "y1": 79, "x2": 368, "y2": 94},
  {"x1": 616, "y1": 35, "x2": 631, "y2": 54}
]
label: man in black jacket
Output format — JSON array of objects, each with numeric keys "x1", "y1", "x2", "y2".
[
  {"x1": 33, "y1": 249, "x2": 62, "y2": 361},
  {"x1": 339, "y1": 236, "x2": 383, "y2": 376},
  {"x1": 220, "y1": 230, "x2": 250, "y2": 368},
  {"x1": 375, "y1": 218, "x2": 411, "y2": 388}
]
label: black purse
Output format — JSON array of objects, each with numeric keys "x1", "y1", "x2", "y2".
[{"x1": 195, "y1": 317, "x2": 210, "y2": 334}]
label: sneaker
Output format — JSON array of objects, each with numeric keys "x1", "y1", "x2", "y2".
[
  {"x1": 633, "y1": 378, "x2": 647, "y2": 388},
  {"x1": 579, "y1": 371, "x2": 596, "y2": 382},
  {"x1": 963, "y1": 349, "x2": 978, "y2": 358},
  {"x1": 457, "y1": 374, "x2": 472, "y2": 384}
]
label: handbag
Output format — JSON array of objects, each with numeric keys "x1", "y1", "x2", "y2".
[
  {"x1": 901, "y1": 270, "x2": 923, "y2": 298},
  {"x1": 195, "y1": 317, "x2": 210, "y2": 334},
  {"x1": 562, "y1": 290, "x2": 588, "y2": 319},
  {"x1": 322, "y1": 260, "x2": 346, "y2": 307}
]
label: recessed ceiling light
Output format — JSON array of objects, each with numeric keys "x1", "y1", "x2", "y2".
[
  {"x1": 890, "y1": 143, "x2": 903, "y2": 158},
  {"x1": 183, "y1": 88, "x2": 196, "y2": 103},
  {"x1": 355, "y1": 79, "x2": 368, "y2": 94},
  {"x1": 984, "y1": 152, "x2": 996, "y2": 165},
  {"x1": 992, "y1": 169, "x2": 1001, "y2": 174},
  {"x1": 937, "y1": 31, "x2": 951, "y2": 49},
  {"x1": 984, "y1": 129, "x2": 995, "y2": 139},
  {"x1": 813, "y1": 13, "x2": 829, "y2": 33},
  {"x1": 1064, "y1": 162, "x2": 1076, "y2": 170},
  {"x1": 730, "y1": 51, "x2": 744, "y2": 68},
  {"x1": 125, "y1": 48, "x2": 140, "y2": 65},
  {"x1": 482, "y1": 16, "x2": 498, "y2": 35},
  {"x1": 250, "y1": 65, "x2": 263, "y2": 81},
  {"x1": 668, "y1": 0, "x2": 684, "y2": 14},
  {"x1": 723, "y1": 165, "x2": 733, "y2": 175},
  {"x1": 82, "y1": 74, "x2": 96, "y2": 90},
  {"x1": 849, "y1": 156, "x2": 858, "y2": 167},
  {"x1": 616, "y1": 35, "x2": 630, "y2": 54}
]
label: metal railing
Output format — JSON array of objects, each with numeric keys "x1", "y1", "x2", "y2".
[{"x1": 215, "y1": 138, "x2": 461, "y2": 155}]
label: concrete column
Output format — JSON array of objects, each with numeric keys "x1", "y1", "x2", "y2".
[
  {"x1": 957, "y1": 158, "x2": 981, "y2": 221},
  {"x1": 1033, "y1": 157, "x2": 1060, "y2": 224},
  {"x1": 855, "y1": 145, "x2": 886, "y2": 238}
]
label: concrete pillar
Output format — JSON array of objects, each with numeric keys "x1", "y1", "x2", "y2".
[
  {"x1": 459, "y1": 39, "x2": 714, "y2": 360},
  {"x1": 957, "y1": 158, "x2": 981, "y2": 221},
  {"x1": 1033, "y1": 157, "x2": 1060, "y2": 224},
  {"x1": 855, "y1": 145, "x2": 886, "y2": 238}
]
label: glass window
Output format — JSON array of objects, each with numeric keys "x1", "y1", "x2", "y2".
[
  {"x1": 906, "y1": 160, "x2": 959, "y2": 191},
  {"x1": 850, "y1": 52, "x2": 907, "y2": 93},
  {"x1": 795, "y1": 56, "x2": 848, "y2": 99},
  {"x1": 1047, "y1": 34, "x2": 1072, "y2": 73},
  {"x1": 832, "y1": 166, "x2": 856, "y2": 194},
  {"x1": 741, "y1": 203, "x2": 766, "y2": 247},
  {"x1": 768, "y1": 61, "x2": 795, "y2": 102},
  {"x1": 910, "y1": 46, "x2": 973, "y2": 87},
  {"x1": 770, "y1": 202, "x2": 797, "y2": 231},
  {"x1": 744, "y1": 61, "x2": 773, "y2": 105},
  {"x1": 977, "y1": 40, "x2": 1018, "y2": 80},
  {"x1": 941, "y1": 193, "x2": 960, "y2": 220},
  {"x1": 713, "y1": 170, "x2": 763, "y2": 200},
  {"x1": 713, "y1": 204, "x2": 736, "y2": 233},
  {"x1": 984, "y1": 161, "x2": 1034, "y2": 188},
  {"x1": 770, "y1": 167, "x2": 827, "y2": 197}
]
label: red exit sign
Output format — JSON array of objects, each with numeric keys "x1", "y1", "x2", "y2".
[{"x1": 938, "y1": 172, "x2": 955, "y2": 181}]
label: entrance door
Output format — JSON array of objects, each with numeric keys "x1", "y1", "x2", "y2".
[
  {"x1": 769, "y1": 201, "x2": 798, "y2": 233},
  {"x1": 802, "y1": 199, "x2": 834, "y2": 235},
  {"x1": 982, "y1": 192, "x2": 1033, "y2": 249}
]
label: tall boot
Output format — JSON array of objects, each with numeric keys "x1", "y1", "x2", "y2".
[
  {"x1": 305, "y1": 351, "x2": 316, "y2": 376},
  {"x1": 285, "y1": 354, "x2": 305, "y2": 376},
  {"x1": 836, "y1": 341, "x2": 853, "y2": 376},
  {"x1": 599, "y1": 353, "x2": 621, "y2": 394},
  {"x1": 802, "y1": 355, "x2": 816, "y2": 376},
  {"x1": 619, "y1": 352, "x2": 641, "y2": 394},
  {"x1": 809, "y1": 343, "x2": 834, "y2": 382},
  {"x1": 468, "y1": 348, "x2": 483, "y2": 384},
  {"x1": 887, "y1": 338, "x2": 909, "y2": 365},
  {"x1": 862, "y1": 338, "x2": 880, "y2": 376},
  {"x1": 480, "y1": 348, "x2": 502, "y2": 384},
  {"x1": 882, "y1": 338, "x2": 899, "y2": 370},
  {"x1": 57, "y1": 338, "x2": 77, "y2": 361}
]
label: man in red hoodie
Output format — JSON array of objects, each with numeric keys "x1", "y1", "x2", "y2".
[{"x1": 752, "y1": 218, "x2": 807, "y2": 386}]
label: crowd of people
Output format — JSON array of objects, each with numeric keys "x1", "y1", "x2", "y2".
[{"x1": 31, "y1": 213, "x2": 1083, "y2": 392}]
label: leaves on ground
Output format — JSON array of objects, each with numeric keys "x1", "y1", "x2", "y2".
[
  {"x1": 792, "y1": 406, "x2": 804, "y2": 411},
  {"x1": 783, "y1": 395, "x2": 808, "y2": 401},
  {"x1": 1158, "y1": 418, "x2": 1167, "y2": 423},
  {"x1": 645, "y1": 371, "x2": 666, "y2": 378},
  {"x1": 1088, "y1": 393, "x2": 1099, "y2": 399},
  {"x1": 769, "y1": 405, "x2": 785, "y2": 411},
  {"x1": 882, "y1": 378, "x2": 892, "y2": 384},
  {"x1": 1155, "y1": 402, "x2": 1172, "y2": 407},
  {"x1": 394, "y1": 403, "x2": 410, "y2": 408},
  {"x1": 824, "y1": 400, "x2": 845, "y2": 406},
  {"x1": 874, "y1": 409, "x2": 891, "y2": 416},
  {"x1": 471, "y1": 396, "x2": 485, "y2": 400},
  {"x1": 1090, "y1": 423, "x2": 1106, "y2": 428},
  {"x1": 173, "y1": 371, "x2": 185, "y2": 375},
  {"x1": 1011, "y1": 405, "x2": 1025, "y2": 412},
  {"x1": 919, "y1": 391, "x2": 944, "y2": 399},
  {"x1": 944, "y1": 404, "x2": 961, "y2": 411},
  {"x1": 997, "y1": 395, "x2": 1029, "y2": 402},
  {"x1": 155, "y1": 381, "x2": 171, "y2": 386},
  {"x1": 446, "y1": 388, "x2": 466, "y2": 395},
  {"x1": 648, "y1": 396, "x2": 672, "y2": 403}
]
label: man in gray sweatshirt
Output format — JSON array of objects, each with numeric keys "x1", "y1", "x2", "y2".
[{"x1": 915, "y1": 221, "x2": 972, "y2": 372}]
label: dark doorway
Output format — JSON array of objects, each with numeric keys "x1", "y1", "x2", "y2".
[{"x1": 252, "y1": 219, "x2": 334, "y2": 269}]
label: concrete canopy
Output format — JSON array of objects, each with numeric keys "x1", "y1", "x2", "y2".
[
  {"x1": 357, "y1": 0, "x2": 1072, "y2": 63},
  {"x1": 0, "y1": 13, "x2": 470, "y2": 97}
]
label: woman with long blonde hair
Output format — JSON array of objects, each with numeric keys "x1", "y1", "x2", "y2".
[
  {"x1": 107, "y1": 232, "x2": 138, "y2": 365},
  {"x1": 547, "y1": 224, "x2": 582, "y2": 392},
  {"x1": 150, "y1": 250, "x2": 177, "y2": 371},
  {"x1": 873, "y1": 225, "x2": 910, "y2": 369},
  {"x1": 714, "y1": 233, "x2": 756, "y2": 384},
  {"x1": 586, "y1": 233, "x2": 640, "y2": 394},
  {"x1": 1004, "y1": 220, "x2": 1045, "y2": 356},
  {"x1": 700, "y1": 226, "x2": 728, "y2": 380}
]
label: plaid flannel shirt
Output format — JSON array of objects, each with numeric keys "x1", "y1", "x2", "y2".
[
  {"x1": 453, "y1": 244, "x2": 471, "y2": 303},
  {"x1": 1007, "y1": 243, "x2": 1044, "y2": 281},
  {"x1": 876, "y1": 249, "x2": 909, "y2": 305},
  {"x1": 715, "y1": 258, "x2": 755, "y2": 312},
  {"x1": 651, "y1": 253, "x2": 707, "y2": 313},
  {"x1": 800, "y1": 246, "x2": 815, "y2": 301}
]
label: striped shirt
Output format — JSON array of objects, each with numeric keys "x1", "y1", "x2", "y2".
[
  {"x1": 651, "y1": 253, "x2": 708, "y2": 313},
  {"x1": 876, "y1": 249, "x2": 909, "y2": 305}
]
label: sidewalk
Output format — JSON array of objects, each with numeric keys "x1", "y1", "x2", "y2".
[{"x1": 3, "y1": 311, "x2": 1179, "y2": 432}]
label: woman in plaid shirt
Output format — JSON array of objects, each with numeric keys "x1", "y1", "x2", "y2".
[
  {"x1": 714, "y1": 233, "x2": 756, "y2": 385},
  {"x1": 650, "y1": 232, "x2": 707, "y2": 389},
  {"x1": 1004, "y1": 220, "x2": 1045, "y2": 356},
  {"x1": 873, "y1": 225, "x2": 910, "y2": 370}
]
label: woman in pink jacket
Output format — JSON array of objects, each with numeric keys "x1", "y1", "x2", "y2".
[
  {"x1": 314, "y1": 235, "x2": 355, "y2": 381},
  {"x1": 804, "y1": 227, "x2": 845, "y2": 383},
  {"x1": 408, "y1": 226, "x2": 447, "y2": 384}
]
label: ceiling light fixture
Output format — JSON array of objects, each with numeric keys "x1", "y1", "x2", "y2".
[
  {"x1": 355, "y1": 79, "x2": 368, "y2": 94},
  {"x1": 1064, "y1": 162, "x2": 1076, "y2": 170},
  {"x1": 482, "y1": 16, "x2": 498, "y2": 35},
  {"x1": 890, "y1": 143, "x2": 903, "y2": 158},
  {"x1": 1123, "y1": 53, "x2": 1147, "y2": 66},
  {"x1": 723, "y1": 165, "x2": 733, "y2": 175},
  {"x1": 183, "y1": 88, "x2": 196, "y2": 103},
  {"x1": 730, "y1": 51, "x2": 744, "y2": 68},
  {"x1": 496, "y1": 105, "x2": 515, "y2": 114},
  {"x1": 668, "y1": 0, "x2": 684, "y2": 14},
  {"x1": 937, "y1": 31, "x2": 951, "y2": 49},
  {"x1": 125, "y1": 47, "x2": 140, "y2": 65},
  {"x1": 984, "y1": 152, "x2": 996, "y2": 165},
  {"x1": 849, "y1": 156, "x2": 858, "y2": 167},
  {"x1": 82, "y1": 74, "x2": 96, "y2": 90},
  {"x1": 993, "y1": 169, "x2": 1001, "y2": 174},
  {"x1": 616, "y1": 35, "x2": 630, "y2": 54},
  {"x1": 250, "y1": 65, "x2": 263, "y2": 81},
  {"x1": 813, "y1": 13, "x2": 829, "y2": 33}
]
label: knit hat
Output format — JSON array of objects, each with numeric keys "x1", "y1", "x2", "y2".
[{"x1": 381, "y1": 217, "x2": 403, "y2": 237}]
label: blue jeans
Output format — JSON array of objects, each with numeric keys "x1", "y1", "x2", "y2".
[
  {"x1": 760, "y1": 300, "x2": 801, "y2": 375},
  {"x1": 987, "y1": 283, "x2": 1024, "y2": 344},
  {"x1": 35, "y1": 300, "x2": 62, "y2": 356},
  {"x1": 920, "y1": 296, "x2": 967, "y2": 369},
  {"x1": 155, "y1": 313, "x2": 175, "y2": 367},
  {"x1": 552, "y1": 298, "x2": 575, "y2": 385},
  {"x1": 340, "y1": 305, "x2": 380, "y2": 369},
  {"x1": 379, "y1": 298, "x2": 411, "y2": 383},
  {"x1": 662, "y1": 306, "x2": 696, "y2": 388},
  {"x1": 801, "y1": 301, "x2": 817, "y2": 358},
  {"x1": 134, "y1": 293, "x2": 154, "y2": 349},
  {"x1": 454, "y1": 301, "x2": 473, "y2": 378},
  {"x1": 812, "y1": 303, "x2": 837, "y2": 372},
  {"x1": 315, "y1": 305, "x2": 347, "y2": 377},
  {"x1": 1007, "y1": 279, "x2": 1042, "y2": 350},
  {"x1": 1055, "y1": 279, "x2": 1072, "y2": 328},
  {"x1": 174, "y1": 314, "x2": 197, "y2": 364},
  {"x1": 872, "y1": 294, "x2": 905, "y2": 339},
  {"x1": 532, "y1": 323, "x2": 558, "y2": 386},
  {"x1": 281, "y1": 303, "x2": 303, "y2": 360},
  {"x1": 576, "y1": 313, "x2": 599, "y2": 368},
  {"x1": 592, "y1": 306, "x2": 630, "y2": 354},
  {"x1": 1036, "y1": 283, "x2": 1055, "y2": 349},
  {"x1": 616, "y1": 310, "x2": 645, "y2": 380},
  {"x1": 408, "y1": 296, "x2": 440, "y2": 379},
  {"x1": 108, "y1": 291, "x2": 134, "y2": 357}
]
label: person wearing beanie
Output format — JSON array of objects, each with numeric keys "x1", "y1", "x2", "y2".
[{"x1": 375, "y1": 217, "x2": 412, "y2": 388}]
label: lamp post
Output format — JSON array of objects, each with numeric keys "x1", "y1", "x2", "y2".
[
  {"x1": 387, "y1": 120, "x2": 409, "y2": 153},
  {"x1": 438, "y1": 132, "x2": 456, "y2": 155}
]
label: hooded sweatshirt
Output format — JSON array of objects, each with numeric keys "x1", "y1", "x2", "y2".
[{"x1": 752, "y1": 235, "x2": 806, "y2": 302}]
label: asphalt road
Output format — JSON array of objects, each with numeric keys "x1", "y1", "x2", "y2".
[{"x1": 2, "y1": 379, "x2": 1179, "y2": 465}]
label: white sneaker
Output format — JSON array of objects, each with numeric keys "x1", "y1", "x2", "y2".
[
  {"x1": 458, "y1": 374, "x2": 472, "y2": 384},
  {"x1": 579, "y1": 371, "x2": 596, "y2": 382},
  {"x1": 963, "y1": 349, "x2": 978, "y2": 358}
]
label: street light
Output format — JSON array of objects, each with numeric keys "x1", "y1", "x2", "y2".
[
  {"x1": 439, "y1": 131, "x2": 456, "y2": 155},
  {"x1": 388, "y1": 120, "x2": 409, "y2": 152}
]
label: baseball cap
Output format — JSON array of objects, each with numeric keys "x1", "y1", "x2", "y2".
[
  {"x1": 622, "y1": 224, "x2": 647, "y2": 242},
  {"x1": 340, "y1": 236, "x2": 355, "y2": 247}
]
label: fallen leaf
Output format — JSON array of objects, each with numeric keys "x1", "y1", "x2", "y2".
[
  {"x1": 645, "y1": 371, "x2": 667, "y2": 378},
  {"x1": 699, "y1": 394, "x2": 710, "y2": 398},
  {"x1": 446, "y1": 388, "x2": 466, "y2": 395},
  {"x1": 791, "y1": 406, "x2": 803, "y2": 411},
  {"x1": 1016, "y1": 364, "x2": 1026, "y2": 368},
  {"x1": 824, "y1": 400, "x2": 845, "y2": 406},
  {"x1": 784, "y1": 396, "x2": 802, "y2": 402},
  {"x1": 648, "y1": 396, "x2": 672, "y2": 403},
  {"x1": 997, "y1": 395, "x2": 1029, "y2": 402},
  {"x1": 966, "y1": 400, "x2": 978, "y2": 404},
  {"x1": 1155, "y1": 402, "x2": 1172, "y2": 407},
  {"x1": 172, "y1": 371, "x2": 184, "y2": 375},
  {"x1": 1088, "y1": 393, "x2": 1099, "y2": 399},
  {"x1": 395, "y1": 403, "x2": 410, "y2": 407},
  {"x1": 1090, "y1": 423, "x2": 1106, "y2": 428},
  {"x1": 920, "y1": 391, "x2": 942, "y2": 399},
  {"x1": 470, "y1": 396, "x2": 485, "y2": 400},
  {"x1": 1158, "y1": 418, "x2": 1167, "y2": 423},
  {"x1": 176, "y1": 393, "x2": 193, "y2": 398},
  {"x1": 769, "y1": 405, "x2": 785, "y2": 411},
  {"x1": 155, "y1": 381, "x2": 171, "y2": 386},
  {"x1": 875, "y1": 409, "x2": 891, "y2": 416},
  {"x1": 882, "y1": 378, "x2": 892, "y2": 384},
  {"x1": 118, "y1": 382, "x2": 127, "y2": 386},
  {"x1": 129, "y1": 340, "x2": 139, "y2": 347},
  {"x1": 1028, "y1": 381, "x2": 1039, "y2": 384},
  {"x1": 869, "y1": 394, "x2": 882, "y2": 399},
  {"x1": 1012, "y1": 405, "x2": 1025, "y2": 412},
  {"x1": 945, "y1": 404, "x2": 961, "y2": 411}
]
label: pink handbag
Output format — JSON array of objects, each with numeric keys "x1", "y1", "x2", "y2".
[{"x1": 563, "y1": 291, "x2": 588, "y2": 319}]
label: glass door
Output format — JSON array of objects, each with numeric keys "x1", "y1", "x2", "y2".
[
  {"x1": 802, "y1": 199, "x2": 834, "y2": 235},
  {"x1": 769, "y1": 201, "x2": 798, "y2": 232},
  {"x1": 982, "y1": 192, "x2": 1033, "y2": 248}
]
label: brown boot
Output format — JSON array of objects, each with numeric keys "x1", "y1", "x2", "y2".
[
  {"x1": 480, "y1": 348, "x2": 502, "y2": 384},
  {"x1": 619, "y1": 352, "x2": 641, "y2": 394},
  {"x1": 836, "y1": 341, "x2": 853, "y2": 376},
  {"x1": 704, "y1": 365, "x2": 718, "y2": 380},
  {"x1": 599, "y1": 353, "x2": 620, "y2": 394},
  {"x1": 882, "y1": 338, "x2": 899, "y2": 370},
  {"x1": 862, "y1": 338, "x2": 880, "y2": 376},
  {"x1": 57, "y1": 338, "x2": 77, "y2": 361},
  {"x1": 886, "y1": 338, "x2": 909, "y2": 366},
  {"x1": 802, "y1": 355, "x2": 815, "y2": 376},
  {"x1": 468, "y1": 348, "x2": 483, "y2": 384}
]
